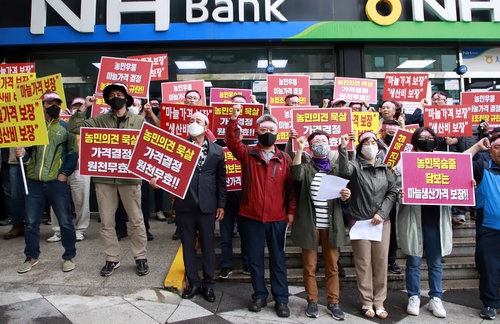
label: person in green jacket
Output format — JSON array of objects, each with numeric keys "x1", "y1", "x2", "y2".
[
  {"x1": 291, "y1": 130, "x2": 350, "y2": 320},
  {"x1": 68, "y1": 82, "x2": 149, "y2": 277}
]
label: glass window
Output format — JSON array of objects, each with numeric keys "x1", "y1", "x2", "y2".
[{"x1": 374, "y1": 56, "x2": 385, "y2": 68}]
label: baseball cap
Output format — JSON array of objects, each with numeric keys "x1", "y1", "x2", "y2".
[
  {"x1": 332, "y1": 98, "x2": 346, "y2": 106},
  {"x1": 41, "y1": 92, "x2": 63, "y2": 104},
  {"x1": 71, "y1": 97, "x2": 85, "y2": 106},
  {"x1": 103, "y1": 82, "x2": 134, "y2": 107}
]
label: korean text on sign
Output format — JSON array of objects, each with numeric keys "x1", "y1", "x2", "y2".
[
  {"x1": 0, "y1": 73, "x2": 36, "y2": 103},
  {"x1": 352, "y1": 112, "x2": 379, "y2": 146},
  {"x1": 271, "y1": 106, "x2": 317, "y2": 144},
  {"x1": 16, "y1": 73, "x2": 67, "y2": 109},
  {"x1": 161, "y1": 80, "x2": 206, "y2": 106},
  {"x1": 127, "y1": 53, "x2": 168, "y2": 82},
  {"x1": 424, "y1": 105, "x2": 472, "y2": 137},
  {"x1": 0, "y1": 63, "x2": 35, "y2": 75},
  {"x1": 291, "y1": 108, "x2": 354, "y2": 151},
  {"x1": 127, "y1": 123, "x2": 202, "y2": 199},
  {"x1": 333, "y1": 77, "x2": 378, "y2": 104},
  {"x1": 160, "y1": 103, "x2": 214, "y2": 137},
  {"x1": 0, "y1": 100, "x2": 48, "y2": 148},
  {"x1": 383, "y1": 73, "x2": 428, "y2": 102},
  {"x1": 213, "y1": 103, "x2": 263, "y2": 139},
  {"x1": 461, "y1": 91, "x2": 500, "y2": 127},
  {"x1": 90, "y1": 93, "x2": 111, "y2": 118},
  {"x1": 267, "y1": 75, "x2": 310, "y2": 106},
  {"x1": 96, "y1": 56, "x2": 153, "y2": 99},
  {"x1": 209, "y1": 88, "x2": 253, "y2": 104},
  {"x1": 223, "y1": 147, "x2": 242, "y2": 191},
  {"x1": 79, "y1": 128, "x2": 140, "y2": 179},
  {"x1": 383, "y1": 129, "x2": 414, "y2": 169},
  {"x1": 401, "y1": 152, "x2": 475, "y2": 206}
]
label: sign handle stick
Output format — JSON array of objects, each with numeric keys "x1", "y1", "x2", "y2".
[{"x1": 19, "y1": 157, "x2": 29, "y2": 195}]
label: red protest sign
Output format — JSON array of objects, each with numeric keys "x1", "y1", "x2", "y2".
[
  {"x1": 267, "y1": 75, "x2": 310, "y2": 106},
  {"x1": 383, "y1": 129, "x2": 414, "y2": 169},
  {"x1": 401, "y1": 152, "x2": 475, "y2": 206},
  {"x1": 271, "y1": 106, "x2": 317, "y2": 144},
  {"x1": 90, "y1": 93, "x2": 111, "y2": 117},
  {"x1": 160, "y1": 103, "x2": 213, "y2": 137},
  {"x1": 0, "y1": 63, "x2": 35, "y2": 74},
  {"x1": 334, "y1": 77, "x2": 378, "y2": 104},
  {"x1": 291, "y1": 108, "x2": 354, "y2": 151},
  {"x1": 161, "y1": 80, "x2": 206, "y2": 106},
  {"x1": 223, "y1": 147, "x2": 242, "y2": 191},
  {"x1": 461, "y1": 91, "x2": 500, "y2": 127},
  {"x1": 424, "y1": 105, "x2": 472, "y2": 137},
  {"x1": 209, "y1": 88, "x2": 252, "y2": 104},
  {"x1": 383, "y1": 73, "x2": 428, "y2": 102},
  {"x1": 212, "y1": 103, "x2": 263, "y2": 139},
  {"x1": 79, "y1": 128, "x2": 140, "y2": 179},
  {"x1": 127, "y1": 53, "x2": 168, "y2": 82},
  {"x1": 405, "y1": 124, "x2": 420, "y2": 132},
  {"x1": 127, "y1": 123, "x2": 202, "y2": 199},
  {"x1": 96, "y1": 56, "x2": 153, "y2": 99}
]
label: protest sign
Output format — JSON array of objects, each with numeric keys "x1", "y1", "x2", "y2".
[
  {"x1": 267, "y1": 75, "x2": 310, "y2": 106},
  {"x1": 212, "y1": 103, "x2": 263, "y2": 139},
  {"x1": 0, "y1": 63, "x2": 35, "y2": 75},
  {"x1": 383, "y1": 73, "x2": 428, "y2": 102},
  {"x1": 209, "y1": 88, "x2": 252, "y2": 104},
  {"x1": 16, "y1": 73, "x2": 67, "y2": 109},
  {"x1": 90, "y1": 93, "x2": 111, "y2": 117},
  {"x1": 0, "y1": 100, "x2": 48, "y2": 147},
  {"x1": 223, "y1": 147, "x2": 242, "y2": 191},
  {"x1": 271, "y1": 106, "x2": 316, "y2": 144},
  {"x1": 405, "y1": 124, "x2": 420, "y2": 132},
  {"x1": 352, "y1": 112, "x2": 379, "y2": 146},
  {"x1": 334, "y1": 77, "x2": 377, "y2": 104},
  {"x1": 461, "y1": 91, "x2": 500, "y2": 128},
  {"x1": 0, "y1": 73, "x2": 36, "y2": 103},
  {"x1": 383, "y1": 128, "x2": 414, "y2": 169},
  {"x1": 161, "y1": 80, "x2": 206, "y2": 105},
  {"x1": 424, "y1": 105, "x2": 472, "y2": 137},
  {"x1": 127, "y1": 53, "x2": 168, "y2": 81},
  {"x1": 160, "y1": 103, "x2": 213, "y2": 137}
]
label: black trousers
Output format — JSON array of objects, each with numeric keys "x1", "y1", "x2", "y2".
[
  {"x1": 388, "y1": 204, "x2": 398, "y2": 264},
  {"x1": 476, "y1": 225, "x2": 500, "y2": 308}
]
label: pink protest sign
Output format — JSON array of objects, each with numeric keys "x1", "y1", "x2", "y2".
[
  {"x1": 383, "y1": 73, "x2": 428, "y2": 102},
  {"x1": 461, "y1": 91, "x2": 500, "y2": 128},
  {"x1": 223, "y1": 147, "x2": 242, "y2": 192},
  {"x1": 333, "y1": 77, "x2": 378, "y2": 104},
  {"x1": 90, "y1": 94, "x2": 111, "y2": 117},
  {"x1": 127, "y1": 53, "x2": 168, "y2": 81},
  {"x1": 209, "y1": 88, "x2": 252, "y2": 104},
  {"x1": 401, "y1": 152, "x2": 475, "y2": 206},
  {"x1": 271, "y1": 106, "x2": 317, "y2": 144},
  {"x1": 161, "y1": 80, "x2": 206, "y2": 105},
  {"x1": 423, "y1": 105, "x2": 472, "y2": 137},
  {"x1": 267, "y1": 75, "x2": 310, "y2": 106}
]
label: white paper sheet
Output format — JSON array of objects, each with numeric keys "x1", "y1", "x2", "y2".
[
  {"x1": 349, "y1": 219, "x2": 383, "y2": 242},
  {"x1": 316, "y1": 175, "x2": 350, "y2": 200}
]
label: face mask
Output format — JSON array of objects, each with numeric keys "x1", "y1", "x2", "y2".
[
  {"x1": 109, "y1": 97, "x2": 126, "y2": 110},
  {"x1": 384, "y1": 134, "x2": 394, "y2": 145},
  {"x1": 361, "y1": 145, "x2": 378, "y2": 160},
  {"x1": 45, "y1": 105, "x2": 60, "y2": 119},
  {"x1": 258, "y1": 132, "x2": 277, "y2": 147},
  {"x1": 188, "y1": 122, "x2": 205, "y2": 137},
  {"x1": 416, "y1": 140, "x2": 435, "y2": 152},
  {"x1": 311, "y1": 142, "x2": 331, "y2": 157},
  {"x1": 128, "y1": 106, "x2": 139, "y2": 115},
  {"x1": 152, "y1": 107, "x2": 160, "y2": 115}
]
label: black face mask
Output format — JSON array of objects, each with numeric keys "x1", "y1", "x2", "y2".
[
  {"x1": 258, "y1": 132, "x2": 277, "y2": 147},
  {"x1": 45, "y1": 105, "x2": 60, "y2": 119},
  {"x1": 109, "y1": 97, "x2": 127, "y2": 110},
  {"x1": 416, "y1": 139, "x2": 435, "y2": 152},
  {"x1": 384, "y1": 134, "x2": 394, "y2": 146},
  {"x1": 152, "y1": 107, "x2": 160, "y2": 115}
]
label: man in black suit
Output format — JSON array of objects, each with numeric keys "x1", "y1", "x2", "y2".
[{"x1": 152, "y1": 111, "x2": 226, "y2": 302}]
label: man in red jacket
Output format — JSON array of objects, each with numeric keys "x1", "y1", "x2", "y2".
[{"x1": 225, "y1": 105, "x2": 297, "y2": 318}]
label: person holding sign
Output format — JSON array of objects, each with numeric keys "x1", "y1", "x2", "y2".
[
  {"x1": 285, "y1": 94, "x2": 300, "y2": 107},
  {"x1": 291, "y1": 133, "x2": 349, "y2": 320},
  {"x1": 379, "y1": 100, "x2": 405, "y2": 130},
  {"x1": 68, "y1": 82, "x2": 149, "y2": 277},
  {"x1": 394, "y1": 127, "x2": 451, "y2": 318},
  {"x1": 15, "y1": 91, "x2": 78, "y2": 274},
  {"x1": 338, "y1": 131, "x2": 398, "y2": 319},
  {"x1": 184, "y1": 90, "x2": 202, "y2": 106},
  {"x1": 225, "y1": 107, "x2": 297, "y2": 318}
]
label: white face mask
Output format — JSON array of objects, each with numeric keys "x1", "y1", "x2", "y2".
[
  {"x1": 361, "y1": 145, "x2": 378, "y2": 160},
  {"x1": 128, "y1": 106, "x2": 140, "y2": 115},
  {"x1": 188, "y1": 122, "x2": 205, "y2": 137}
]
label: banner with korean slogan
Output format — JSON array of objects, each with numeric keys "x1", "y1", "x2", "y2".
[
  {"x1": 383, "y1": 129, "x2": 414, "y2": 169},
  {"x1": 90, "y1": 93, "x2": 111, "y2": 118},
  {"x1": 160, "y1": 103, "x2": 213, "y2": 138},
  {"x1": 127, "y1": 53, "x2": 169, "y2": 82},
  {"x1": 127, "y1": 123, "x2": 202, "y2": 199},
  {"x1": 382, "y1": 73, "x2": 429, "y2": 102},
  {"x1": 352, "y1": 112, "x2": 379, "y2": 146},
  {"x1": 461, "y1": 91, "x2": 500, "y2": 128},
  {"x1": 210, "y1": 88, "x2": 253, "y2": 104},
  {"x1": 161, "y1": 80, "x2": 206, "y2": 106},
  {"x1": 223, "y1": 147, "x2": 242, "y2": 191},
  {"x1": 0, "y1": 73, "x2": 36, "y2": 104},
  {"x1": 79, "y1": 128, "x2": 140, "y2": 179},
  {"x1": 0, "y1": 100, "x2": 48, "y2": 148},
  {"x1": 271, "y1": 106, "x2": 317, "y2": 144},
  {"x1": 423, "y1": 105, "x2": 472, "y2": 137},
  {"x1": 212, "y1": 103, "x2": 263, "y2": 139},
  {"x1": 401, "y1": 152, "x2": 475, "y2": 206},
  {"x1": 0, "y1": 63, "x2": 35, "y2": 75},
  {"x1": 16, "y1": 73, "x2": 67, "y2": 109},
  {"x1": 333, "y1": 77, "x2": 377, "y2": 104},
  {"x1": 96, "y1": 56, "x2": 153, "y2": 99},
  {"x1": 267, "y1": 75, "x2": 310, "y2": 106},
  {"x1": 291, "y1": 108, "x2": 354, "y2": 152}
]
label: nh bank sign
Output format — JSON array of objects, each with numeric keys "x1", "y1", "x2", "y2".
[{"x1": 30, "y1": 0, "x2": 500, "y2": 34}]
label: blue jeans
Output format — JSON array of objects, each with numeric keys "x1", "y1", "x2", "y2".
[
  {"x1": 239, "y1": 216, "x2": 288, "y2": 303},
  {"x1": 24, "y1": 179, "x2": 76, "y2": 260},
  {"x1": 406, "y1": 226, "x2": 442, "y2": 298},
  {"x1": 9, "y1": 164, "x2": 26, "y2": 225},
  {"x1": 2, "y1": 164, "x2": 12, "y2": 219},
  {"x1": 219, "y1": 202, "x2": 249, "y2": 269}
]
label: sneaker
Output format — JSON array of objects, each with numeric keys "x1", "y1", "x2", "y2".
[
  {"x1": 407, "y1": 296, "x2": 420, "y2": 315},
  {"x1": 4, "y1": 223, "x2": 24, "y2": 239},
  {"x1": 388, "y1": 262, "x2": 402, "y2": 274},
  {"x1": 457, "y1": 214, "x2": 466, "y2": 222},
  {"x1": 62, "y1": 258, "x2": 75, "y2": 272},
  {"x1": 156, "y1": 210, "x2": 167, "y2": 221},
  {"x1": 481, "y1": 307, "x2": 496, "y2": 320},
  {"x1": 218, "y1": 267, "x2": 232, "y2": 279},
  {"x1": 76, "y1": 232, "x2": 85, "y2": 241},
  {"x1": 428, "y1": 297, "x2": 446, "y2": 318},
  {"x1": 305, "y1": 302, "x2": 319, "y2": 318},
  {"x1": 146, "y1": 231, "x2": 154, "y2": 241},
  {"x1": 136, "y1": 259, "x2": 149, "y2": 276},
  {"x1": 100, "y1": 261, "x2": 120, "y2": 277},
  {"x1": 242, "y1": 265, "x2": 251, "y2": 276},
  {"x1": 327, "y1": 303, "x2": 345, "y2": 320},
  {"x1": 18, "y1": 258, "x2": 39, "y2": 273},
  {"x1": 47, "y1": 233, "x2": 61, "y2": 242}
]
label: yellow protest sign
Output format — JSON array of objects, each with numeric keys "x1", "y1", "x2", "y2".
[
  {"x1": 15, "y1": 73, "x2": 67, "y2": 109},
  {"x1": 0, "y1": 100, "x2": 49, "y2": 148},
  {"x1": 352, "y1": 112, "x2": 379, "y2": 146},
  {"x1": 0, "y1": 73, "x2": 36, "y2": 103}
]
